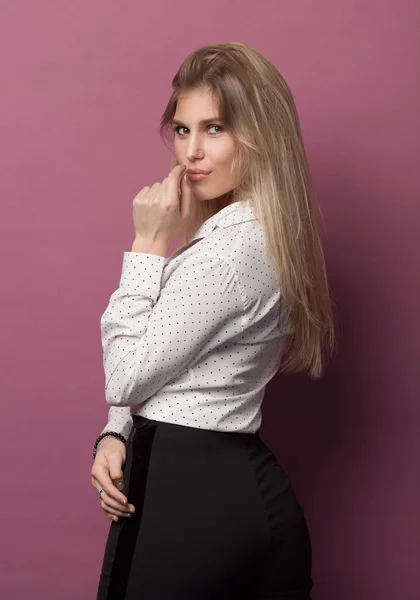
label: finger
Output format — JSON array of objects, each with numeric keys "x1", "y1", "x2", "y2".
[
  {"x1": 92, "y1": 476, "x2": 134, "y2": 519},
  {"x1": 165, "y1": 165, "x2": 186, "y2": 209},
  {"x1": 93, "y1": 480, "x2": 128, "y2": 510},
  {"x1": 102, "y1": 504, "x2": 130, "y2": 522},
  {"x1": 108, "y1": 459, "x2": 125, "y2": 491},
  {"x1": 179, "y1": 169, "x2": 195, "y2": 220},
  {"x1": 168, "y1": 164, "x2": 186, "y2": 187},
  {"x1": 134, "y1": 186, "x2": 150, "y2": 202},
  {"x1": 99, "y1": 491, "x2": 135, "y2": 517},
  {"x1": 147, "y1": 183, "x2": 160, "y2": 199},
  {"x1": 101, "y1": 501, "x2": 133, "y2": 519},
  {"x1": 169, "y1": 164, "x2": 187, "y2": 179},
  {"x1": 93, "y1": 464, "x2": 128, "y2": 507},
  {"x1": 93, "y1": 480, "x2": 135, "y2": 517}
]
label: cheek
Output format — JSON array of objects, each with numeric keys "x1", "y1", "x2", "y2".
[
  {"x1": 212, "y1": 142, "x2": 236, "y2": 171},
  {"x1": 173, "y1": 141, "x2": 182, "y2": 162}
]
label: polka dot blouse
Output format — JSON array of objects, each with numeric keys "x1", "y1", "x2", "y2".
[{"x1": 99, "y1": 198, "x2": 293, "y2": 440}]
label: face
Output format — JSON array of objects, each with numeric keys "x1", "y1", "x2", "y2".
[{"x1": 172, "y1": 88, "x2": 238, "y2": 202}]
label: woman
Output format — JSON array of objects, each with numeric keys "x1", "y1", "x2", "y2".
[{"x1": 91, "y1": 42, "x2": 335, "y2": 599}]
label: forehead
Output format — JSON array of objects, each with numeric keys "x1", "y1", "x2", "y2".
[{"x1": 174, "y1": 89, "x2": 220, "y2": 118}]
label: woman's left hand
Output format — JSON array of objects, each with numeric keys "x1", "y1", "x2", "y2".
[{"x1": 132, "y1": 164, "x2": 194, "y2": 242}]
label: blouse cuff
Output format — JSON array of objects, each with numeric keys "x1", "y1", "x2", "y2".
[{"x1": 119, "y1": 251, "x2": 166, "y2": 302}]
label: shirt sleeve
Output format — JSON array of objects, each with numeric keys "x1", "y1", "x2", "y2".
[
  {"x1": 100, "y1": 250, "x2": 246, "y2": 407},
  {"x1": 99, "y1": 406, "x2": 133, "y2": 440}
]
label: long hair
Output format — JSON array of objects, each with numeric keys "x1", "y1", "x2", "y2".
[{"x1": 160, "y1": 42, "x2": 336, "y2": 378}]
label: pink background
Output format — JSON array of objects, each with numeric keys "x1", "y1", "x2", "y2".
[{"x1": 1, "y1": 1, "x2": 419, "y2": 598}]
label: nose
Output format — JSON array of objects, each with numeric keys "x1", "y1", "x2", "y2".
[{"x1": 185, "y1": 131, "x2": 204, "y2": 162}]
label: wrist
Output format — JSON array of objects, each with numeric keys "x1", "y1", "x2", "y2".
[
  {"x1": 96, "y1": 436, "x2": 122, "y2": 453},
  {"x1": 93, "y1": 431, "x2": 126, "y2": 458},
  {"x1": 131, "y1": 236, "x2": 169, "y2": 256}
]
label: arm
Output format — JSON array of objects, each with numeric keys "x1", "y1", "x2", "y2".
[
  {"x1": 98, "y1": 239, "x2": 167, "y2": 436},
  {"x1": 100, "y1": 250, "x2": 246, "y2": 407},
  {"x1": 99, "y1": 405, "x2": 133, "y2": 440}
]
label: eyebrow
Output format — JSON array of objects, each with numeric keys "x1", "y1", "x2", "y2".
[{"x1": 171, "y1": 117, "x2": 222, "y2": 126}]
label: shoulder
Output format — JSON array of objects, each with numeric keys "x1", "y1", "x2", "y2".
[{"x1": 198, "y1": 219, "x2": 280, "y2": 303}]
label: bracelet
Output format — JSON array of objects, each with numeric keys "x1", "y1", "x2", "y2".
[{"x1": 93, "y1": 431, "x2": 127, "y2": 458}]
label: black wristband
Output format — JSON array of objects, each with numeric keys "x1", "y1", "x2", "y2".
[{"x1": 93, "y1": 431, "x2": 126, "y2": 458}]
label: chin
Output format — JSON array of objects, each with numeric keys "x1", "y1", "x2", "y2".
[
  {"x1": 194, "y1": 186, "x2": 234, "y2": 203},
  {"x1": 190, "y1": 188, "x2": 216, "y2": 201}
]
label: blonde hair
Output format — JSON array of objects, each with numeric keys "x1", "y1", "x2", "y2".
[{"x1": 160, "y1": 42, "x2": 336, "y2": 378}]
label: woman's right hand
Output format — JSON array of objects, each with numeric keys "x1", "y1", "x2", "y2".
[{"x1": 91, "y1": 437, "x2": 136, "y2": 522}]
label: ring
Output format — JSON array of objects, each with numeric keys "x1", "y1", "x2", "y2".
[{"x1": 98, "y1": 488, "x2": 104, "y2": 499}]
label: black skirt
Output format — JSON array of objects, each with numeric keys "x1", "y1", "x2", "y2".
[{"x1": 96, "y1": 415, "x2": 313, "y2": 600}]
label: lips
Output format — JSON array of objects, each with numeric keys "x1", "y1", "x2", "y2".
[
  {"x1": 185, "y1": 169, "x2": 211, "y2": 181},
  {"x1": 186, "y1": 169, "x2": 211, "y2": 175}
]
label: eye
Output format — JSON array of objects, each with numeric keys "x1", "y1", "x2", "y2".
[
  {"x1": 173, "y1": 125, "x2": 189, "y2": 135},
  {"x1": 208, "y1": 124, "x2": 224, "y2": 134},
  {"x1": 173, "y1": 124, "x2": 224, "y2": 136}
]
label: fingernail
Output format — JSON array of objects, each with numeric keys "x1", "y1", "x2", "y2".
[{"x1": 120, "y1": 498, "x2": 127, "y2": 505}]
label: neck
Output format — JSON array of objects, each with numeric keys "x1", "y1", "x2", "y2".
[{"x1": 170, "y1": 191, "x2": 236, "y2": 257}]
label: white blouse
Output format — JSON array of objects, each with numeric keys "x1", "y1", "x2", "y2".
[{"x1": 99, "y1": 198, "x2": 293, "y2": 440}]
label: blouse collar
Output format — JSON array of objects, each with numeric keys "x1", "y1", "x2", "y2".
[{"x1": 191, "y1": 199, "x2": 257, "y2": 241}]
